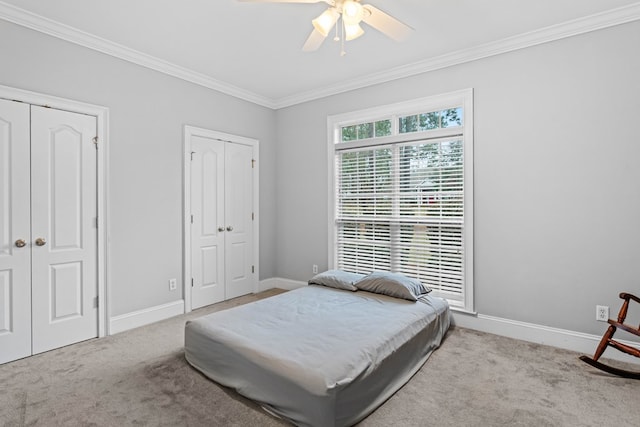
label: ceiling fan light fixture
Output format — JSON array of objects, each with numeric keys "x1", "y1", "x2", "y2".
[
  {"x1": 312, "y1": 8, "x2": 339, "y2": 37},
  {"x1": 342, "y1": 0, "x2": 365, "y2": 25},
  {"x1": 244, "y1": 0, "x2": 413, "y2": 54},
  {"x1": 344, "y1": 23, "x2": 364, "y2": 41}
]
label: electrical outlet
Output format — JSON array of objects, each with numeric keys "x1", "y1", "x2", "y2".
[
  {"x1": 169, "y1": 278, "x2": 177, "y2": 291},
  {"x1": 596, "y1": 305, "x2": 609, "y2": 322},
  {"x1": 312, "y1": 264, "x2": 318, "y2": 274}
]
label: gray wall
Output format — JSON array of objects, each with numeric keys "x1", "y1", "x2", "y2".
[
  {"x1": 3, "y1": 16, "x2": 639, "y2": 337},
  {"x1": 0, "y1": 21, "x2": 277, "y2": 317},
  {"x1": 275, "y1": 21, "x2": 640, "y2": 336}
]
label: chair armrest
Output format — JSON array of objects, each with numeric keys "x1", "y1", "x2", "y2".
[{"x1": 620, "y1": 293, "x2": 640, "y2": 305}]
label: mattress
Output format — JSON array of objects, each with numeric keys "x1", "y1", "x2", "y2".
[{"x1": 184, "y1": 285, "x2": 450, "y2": 427}]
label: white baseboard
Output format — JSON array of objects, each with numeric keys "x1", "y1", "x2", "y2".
[
  {"x1": 258, "y1": 277, "x2": 306, "y2": 292},
  {"x1": 451, "y1": 311, "x2": 640, "y2": 365},
  {"x1": 109, "y1": 300, "x2": 185, "y2": 335},
  {"x1": 259, "y1": 277, "x2": 639, "y2": 365}
]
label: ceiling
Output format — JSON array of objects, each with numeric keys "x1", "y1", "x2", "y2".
[{"x1": 1, "y1": 0, "x2": 639, "y2": 108}]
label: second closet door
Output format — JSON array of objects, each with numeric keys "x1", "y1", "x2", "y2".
[
  {"x1": 191, "y1": 137, "x2": 225, "y2": 308},
  {"x1": 223, "y1": 142, "x2": 254, "y2": 300},
  {"x1": 190, "y1": 137, "x2": 254, "y2": 309}
]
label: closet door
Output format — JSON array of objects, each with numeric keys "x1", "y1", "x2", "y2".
[
  {"x1": 0, "y1": 101, "x2": 98, "y2": 364},
  {"x1": 189, "y1": 131, "x2": 255, "y2": 309},
  {"x1": 224, "y1": 143, "x2": 254, "y2": 299},
  {"x1": 191, "y1": 136, "x2": 226, "y2": 309},
  {"x1": 30, "y1": 106, "x2": 98, "y2": 354},
  {"x1": 0, "y1": 99, "x2": 32, "y2": 364}
]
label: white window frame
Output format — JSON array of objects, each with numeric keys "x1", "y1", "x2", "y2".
[{"x1": 327, "y1": 88, "x2": 474, "y2": 313}]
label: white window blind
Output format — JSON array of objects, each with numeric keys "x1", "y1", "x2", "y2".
[
  {"x1": 336, "y1": 147, "x2": 393, "y2": 273},
  {"x1": 330, "y1": 90, "x2": 473, "y2": 311},
  {"x1": 336, "y1": 138, "x2": 465, "y2": 304}
]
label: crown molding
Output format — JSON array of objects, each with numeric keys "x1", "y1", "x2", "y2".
[
  {"x1": 0, "y1": 1, "x2": 276, "y2": 108},
  {"x1": 1, "y1": 1, "x2": 639, "y2": 110},
  {"x1": 273, "y1": 2, "x2": 640, "y2": 108}
]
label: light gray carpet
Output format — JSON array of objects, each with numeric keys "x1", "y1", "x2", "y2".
[{"x1": 1, "y1": 289, "x2": 639, "y2": 427}]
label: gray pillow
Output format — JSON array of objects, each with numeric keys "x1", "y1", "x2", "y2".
[
  {"x1": 355, "y1": 271, "x2": 431, "y2": 301},
  {"x1": 308, "y1": 270, "x2": 365, "y2": 292}
]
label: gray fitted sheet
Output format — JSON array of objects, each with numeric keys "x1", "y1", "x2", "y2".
[{"x1": 184, "y1": 285, "x2": 450, "y2": 427}]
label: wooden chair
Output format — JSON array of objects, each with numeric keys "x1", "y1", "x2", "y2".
[{"x1": 579, "y1": 292, "x2": 640, "y2": 379}]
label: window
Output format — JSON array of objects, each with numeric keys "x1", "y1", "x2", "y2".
[{"x1": 328, "y1": 89, "x2": 473, "y2": 311}]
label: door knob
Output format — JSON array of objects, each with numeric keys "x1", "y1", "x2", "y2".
[
  {"x1": 15, "y1": 239, "x2": 26, "y2": 248},
  {"x1": 35, "y1": 237, "x2": 47, "y2": 246},
  {"x1": 226, "y1": 226, "x2": 233, "y2": 232},
  {"x1": 218, "y1": 227, "x2": 225, "y2": 232}
]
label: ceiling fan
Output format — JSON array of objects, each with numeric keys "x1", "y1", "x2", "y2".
[{"x1": 238, "y1": 0, "x2": 413, "y2": 54}]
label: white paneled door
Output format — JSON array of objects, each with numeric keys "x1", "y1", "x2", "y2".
[
  {"x1": 0, "y1": 100, "x2": 98, "y2": 364},
  {"x1": 191, "y1": 136, "x2": 226, "y2": 308},
  {"x1": 223, "y1": 142, "x2": 254, "y2": 300},
  {"x1": 190, "y1": 134, "x2": 254, "y2": 309},
  {"x1": 30, "y1": 106, "x2": 98, "y2": 354},
  {"x1": 0, "y1": 99, "x2": 31, "y2": 364}
]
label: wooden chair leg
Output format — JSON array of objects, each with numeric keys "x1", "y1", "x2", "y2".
[{"x1": 592, "y1": 325, "x2": 616, "y2": 361}]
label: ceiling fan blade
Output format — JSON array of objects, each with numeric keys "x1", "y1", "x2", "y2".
[
  {"x1": 302, "y1": 28, "x2": 327, "y2": 52},
  {"x1": 362, "y1": 4, "x2": 412, "y2": 41},
  {"x1": 237, "y1": 0, "x2": 329, "y2": 3}
]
